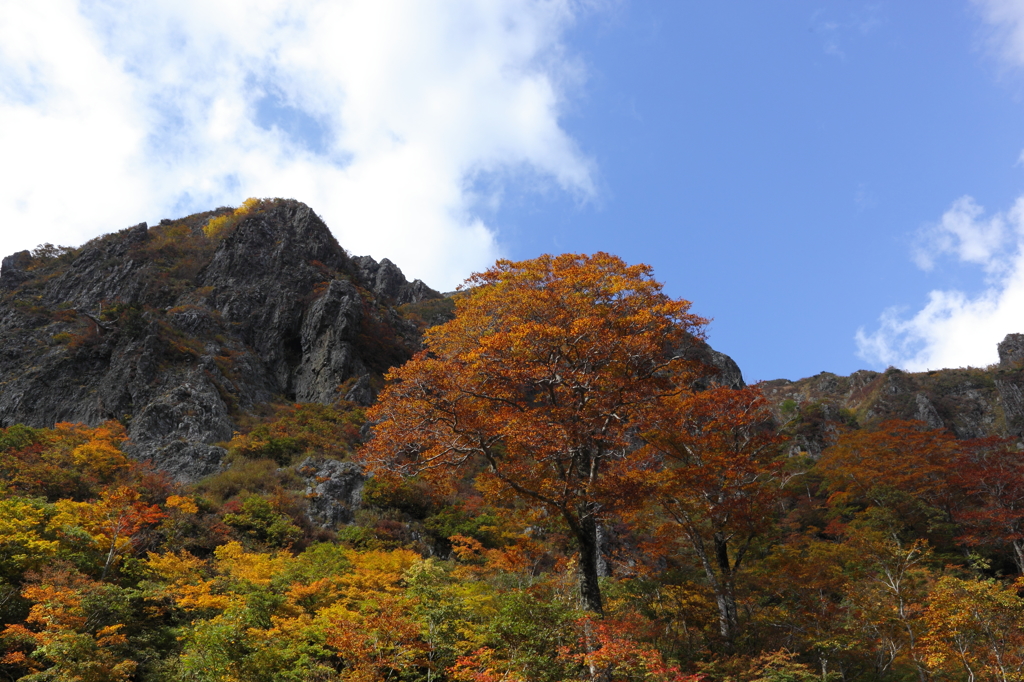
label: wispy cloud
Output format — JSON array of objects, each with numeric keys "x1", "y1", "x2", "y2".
[
  {"x1": 910, "y1": 196, "x2": 1013, "y2": 273},
  {"x1": 972, "y1": 0, "x2": 1024, "y2": 70},
  {"x1": 0, "y1": 0, "x2": 595, "y2": 289},
  {"x1": 810, "y1": 4, "x2": 884, "y2": 60}
]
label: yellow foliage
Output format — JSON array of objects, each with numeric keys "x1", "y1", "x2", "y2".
[
  {"x1": 165, "y1": 494, "x2": 199, "y2": 515},
  {"x1": 239, "y1": 197, "x2": 262, "y2": 213},
  {"x1": 3, "y1": 567, "x2": 138, "y2": 682},
  {"x1": 146, "y1": 551, "x2": 233, "y2": 611},
  {"x1": 338, "y1": 548, "x2": 420, "y2": 600},
  {"x1": 95, "y1": 623, "x2": 128, "y2": 648},
  {"x1": 921, "y1": 575, "x2": 1024, "y2": 679},
  {"x1": 0, "y1": 499, "x2": 58, "y2": 571},
  {"x1": 283, "y1": 577, "x2": 342, "y2": 615},
  {"x1": 175, "y1": 581, "x2": 233, "y2": 612},
  {"x1": 202, "y1": 197, "x2": 266, "y2": 240},
  {"x1": 201, "y1": 213, "x2": 233, "y2": 240},
  {"x1": 51, "y1": 421, "x2": 131, "y2": 480},
  {"x1": 146, "y1": 550, "x2": 205, "y2": 583},
  {"x1": 71, "y1": 438, "x2": 130, "y2": 479},
  {"x1": 213, "y1": 540, "x2": 291, "y2": 587}
]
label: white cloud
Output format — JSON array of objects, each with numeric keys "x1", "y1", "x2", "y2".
[
  {"x1": 855, "y1": 1, "x2": 1024, "y2": 372},
  {"x1": 0, "y1": 0, "x2": 594, "y2": 290},
  {"x1": 857, "y1": 196, "x2": 1024, "y2": 370}
]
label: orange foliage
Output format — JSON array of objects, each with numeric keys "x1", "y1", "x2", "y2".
[
  {"x1": 1, "y1": 565, "x2": 136, "y2": 681},
  {"x1": 360, "y1": 252, "x2": 709, "y2": 613},
  {"x1": 640, "y1": 385, "x2": 785, "y2": 643},
  {"x1": 52, "y1": 486, "x2": 165, "y2": 578},
  {"x1": 324, "y1": 594, "x2": 428, "y2": 680},
  {"x1": 0, "y1": 421, "x2": 135, "y2": 500},
  {"x1": 951, "y1": 437, "x2": 1024, "y2": 572},
  {"x1": 818, "y1": 419, "x2": 960, "y2": 514},
  {"x1": 560, "y1": 616, "x2": 698, "y2": 682}
]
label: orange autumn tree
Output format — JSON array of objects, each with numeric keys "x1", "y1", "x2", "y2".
[
  {"x1": 816, "y1": 420, "x2": 962, "y2": 536},
  {"x1": 51, "y1": 486, "x2": 165, "y2": 579},
  {"x1": 640, "y1": 385, "x2": 785, "y2": 645},
  {"x1": 358, "y1": 253, "x2": 709, "y2": 613},
  {"x1": 952, "y1": 437, "x2": 1024, "y2": 573}
]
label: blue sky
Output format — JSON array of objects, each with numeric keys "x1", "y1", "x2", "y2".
[
  {"x1": 3, "y1": 1, "x2": 1024, "y2": 382},
  {"x1": 494, "y1": 1, "x2": 1024, "y2": 380}
]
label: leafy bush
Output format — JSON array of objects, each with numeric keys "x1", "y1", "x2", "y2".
[
  {"x1": 227, "y1": 402, "x2": 365, "y2": 464},
  {"x1": 222, "y1": 495, "x2": 302, "y2": 549}
]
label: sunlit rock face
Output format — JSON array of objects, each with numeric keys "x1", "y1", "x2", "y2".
[
  {"x1": 0, "y1": 199, "x2": 441, "y2": 481},
  {"x1": 762, "y1": 333, "x2": 1024, "y2": 457}
]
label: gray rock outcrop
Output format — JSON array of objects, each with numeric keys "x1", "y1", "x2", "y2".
[
  {"x1": 0, "y1": 200, "x2": 441, "y2": 481},
  {"x1": 0, "y1": 251, "x2": 33, "y2": 290},
  {"x1": 998, "y1": 334, "x2": 1024, "y2": 368},
  {"x1": 299, "y1": 457, "x2": 366, "y2": 527},
  {"x1": 764, "y1": 333, "x2": 1024, "y2": 454},
  {"x1": 352, "y1": 256, "x2": 434, "y2": 305}
]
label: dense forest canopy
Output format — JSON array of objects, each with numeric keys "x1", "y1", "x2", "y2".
[{"x1": 1, "y1": 211, "x2": 1024, "y2": 682}]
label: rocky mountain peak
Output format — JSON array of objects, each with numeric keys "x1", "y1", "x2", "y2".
[
  {"x1": 998, "y1": 333, "x2": 1024, "y2": 368},
  {"x1": 0, "y1": 199, "x2": 444, "y2": 481}
]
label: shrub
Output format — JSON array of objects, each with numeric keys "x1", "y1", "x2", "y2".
[
  {"x1": 202, "y1": 197, "x2": 268, "y2": 240},
  {"x1": 222, "y1": 495, "x2": 302, "y2": 548}
]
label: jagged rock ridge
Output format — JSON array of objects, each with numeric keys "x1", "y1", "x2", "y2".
[
  {"x1": 762, "y1": 333, "x2": 1024, "y2": 457},
  {"x1": 0, "y1": 200, "x2": 443, "y2": 481}
]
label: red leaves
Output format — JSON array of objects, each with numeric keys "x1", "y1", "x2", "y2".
[
  {"x1": 561, "y1": 616, "x2": 701, "y2": 682},
  {"x1": 642, "y1": 386, "x2": 784, "y2": 538},
  {"x1": 818, "y1": 420, "x2": 961, "y2": 512},
  {"x1": 637, "y1": 386, "x2": 785, "y2": 643},
  {"x1": 950, "y1": 438, "x2": 1024, "y2": 571},
  {"x1": 359, "y1": 253, "x2": 710, "y2": 613},
  {"x1": 324, "y1": 595, "x2": 428, "y2": 679}
]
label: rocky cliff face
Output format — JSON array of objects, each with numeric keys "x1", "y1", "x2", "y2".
[
  {"x1": 0, "y1": 199, "x2": 441, "y2": 481},
  {"x1": 762, "y1": 334, "x2": 1024, "y2": 457}
]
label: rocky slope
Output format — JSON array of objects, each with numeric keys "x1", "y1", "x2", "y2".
[
  {"x1": 0, "y1": 199, "x2": 444, "y2": 481},
  {"x1": 761, "y1": 333, "x2": 1024, "y2": 456}
]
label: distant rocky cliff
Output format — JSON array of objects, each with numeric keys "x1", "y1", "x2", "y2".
[
  {"x1": 0, "y1": 200, "x2": 443, "y2": 481},
  {"x1": 762, "y1": 333, "x2": 1024, "y2": 457}
]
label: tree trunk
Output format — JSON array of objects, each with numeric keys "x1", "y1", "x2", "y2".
[
  {"x1": 687, "y1": 530, "x2": 741, "y2": 645},
  {"x1": 576, "y1": 513, "x2": 604, "y2": 615}
]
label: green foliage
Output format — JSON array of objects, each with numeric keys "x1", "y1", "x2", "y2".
[
  {"x1": 222, "y1": 496, "x2": 302, "y2": 549},
  {"x1": 284, "y1": 543, "x2": 353, "y2": 584},
  {"x1": 100, "y1": 303, "x2": 147, "y2": 340},
  {"x1": 423, "y1": 505, "x2": 501, "y2": 552},
  {"x1": 479, "y1": 589, "x2": 579, "y2": 682},
  {"x1": 0, "y1": 497, "x2": 58, "y2": 579},
  {"x1": 363, "y1": 476, "x2": 437, "y2": 520},
  {"x1": 228, "y1": 402, "x2": 366, "y2": 465},
  {"x1": 28, "y1": 243, "x2": 76, "y2": 269},
  {"x1": 0, "y1": 422, "x2": 135, "y2": 502},
  {"x1": 0, "y1": 424, "x2": 45, "y2": 452},
  {"x1": 1, "y1": 411, "x2": 1022, "y2": 682},
  {"x1": 193, "y1": 458, "x2": 290, "y2": 504}
]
